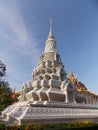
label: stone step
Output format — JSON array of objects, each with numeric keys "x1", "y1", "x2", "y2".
[{"x1": 0, "y1": 116, "x2": 14, "y2": 126}]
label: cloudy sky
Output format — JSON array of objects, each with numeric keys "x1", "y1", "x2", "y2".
[{"x1": 0, "y1": 0, "x2": 98, "y2": 93}]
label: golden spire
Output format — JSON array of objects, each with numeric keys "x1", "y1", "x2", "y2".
[{"x1": 69, "y1": 70, "x2": 77, "y2": 85}]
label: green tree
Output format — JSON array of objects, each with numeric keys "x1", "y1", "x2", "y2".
[
  {"x1": 0, "y1": 61, "x2": 12, "y2": 112},
  {"x1": 0, "y1": 60, "x2": 6, "y2": 78}
]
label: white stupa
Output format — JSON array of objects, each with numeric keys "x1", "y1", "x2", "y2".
[
  {"x1": 19, "y1": 19, "x2": 76, "y2": 104},
  {"x1": 1, "y1": 19, "x2": 98, "y2": 125}
]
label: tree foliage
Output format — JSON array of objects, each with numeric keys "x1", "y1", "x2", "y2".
[
  {"x1": 0, "y1": 61, "x2": 12, "y2": 111},
  {"x1": 0, "y1": 61, "x2": 6, "y2": 78}
]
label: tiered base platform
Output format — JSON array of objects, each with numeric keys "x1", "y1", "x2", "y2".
[{"x1": 1, "y1": 101, "x2": 98, "y2": 125}]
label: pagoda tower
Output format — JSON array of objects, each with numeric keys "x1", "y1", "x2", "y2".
[
  {"x1": 20, "y1": 19, "x2": 76, "y2": 104},
  {"x1": 2, "y1": 20, "x2": 98, "y2": 126}
]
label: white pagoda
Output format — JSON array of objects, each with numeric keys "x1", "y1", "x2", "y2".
[
  {"x1": 20, "y1": 19, "x2": 76, "y2": 104},
  {"x1": 1, "y1": 20, "x2": 98, "y2": 125}
]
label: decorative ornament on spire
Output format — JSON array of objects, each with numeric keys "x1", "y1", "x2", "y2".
[
  {"x1": 44, "y1": 18, "x2": 57, "y2": 53},
  {"x1": 48, "y1": 18, "x2": 54, "y2": 38}
]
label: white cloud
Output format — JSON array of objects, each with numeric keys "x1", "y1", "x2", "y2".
[
  {"x1": 0, "y1": 0, "x2": 41, "y2": 59},
  {"x1": 0, "y1": 1, "x2": 42, "y2": 90}
]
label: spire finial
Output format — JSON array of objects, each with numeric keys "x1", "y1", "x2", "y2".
[
  {"x1": 70, "y1": 66, "x2": 72, "y2": 74},
  {"x1": 50, "y1": 17, "x2": 52, "y2": 27},
  {"x1": 48, "y1": 18, "x2": 54, "y2": 37}
]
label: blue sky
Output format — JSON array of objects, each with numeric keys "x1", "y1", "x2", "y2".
[{"x1": 0, "y1": 0, "x2": 98, "y2": 93}]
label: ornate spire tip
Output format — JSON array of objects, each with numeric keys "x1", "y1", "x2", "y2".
[
  {"x1": 48, "y1": 18, "x2": 54, "y2": 37},
  {"x1": 50, "y1": 18, "x2": 52, "y2": 26}
]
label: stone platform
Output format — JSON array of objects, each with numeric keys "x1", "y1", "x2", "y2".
[{"x1": 1, "y1": 101, "x2": 98, "y2": 125}]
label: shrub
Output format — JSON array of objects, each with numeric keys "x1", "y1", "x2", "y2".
[
  {"x1": 1, "y1": 120, "x2": 98, "y2": 130},
  {"x1": 0, "y1": 121, "x2": 5, "y2": 130}
]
